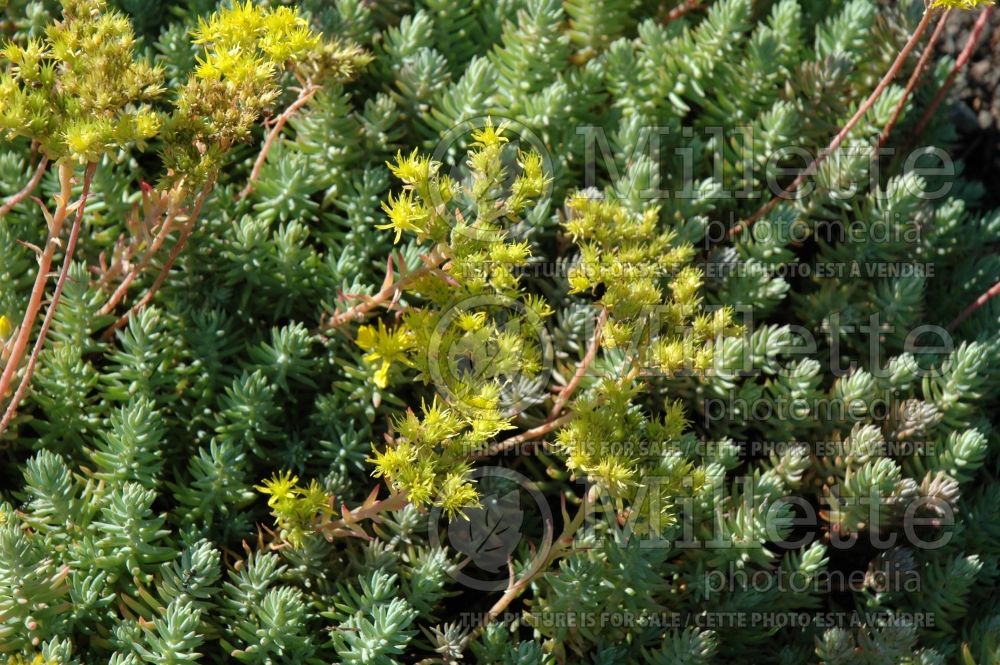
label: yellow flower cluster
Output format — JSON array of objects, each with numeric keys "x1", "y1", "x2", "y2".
[
  {"x1": 254, "y1": 471, "x2": 332, "y2": 547},
  {"x1": 0, "y1": 0, "x2": 163, "y2": 161},
  {"x1": 193, "y1": 1, "x2": 320, "y2": 65},
  {"x1": 369, "y1": 395, "x2": 513, "y2": 517},
  {"x1": 162, "y1": 1, "x2": 369, "y2": 178},
  {"x1": 930, "y1": 0, "x2": 993, "y2": 9}
]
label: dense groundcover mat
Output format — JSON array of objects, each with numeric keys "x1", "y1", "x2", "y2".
[{"x1": 2, "y1": 0, "x2": 1000, "y2": 662}]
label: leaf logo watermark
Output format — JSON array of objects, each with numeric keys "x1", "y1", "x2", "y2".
[{"x1": 430, "y1": 466, "x2": 553, "y2": 591}]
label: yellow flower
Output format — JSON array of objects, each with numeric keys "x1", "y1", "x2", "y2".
[
  {"x1": 567, "y1": 269, "x2": 590, "y2": 294},
  {"x1": 373, "y1": 361, "x2": 392, "y2": 390},
  {"x1": 298, "y1": 480, "x2": 333, "y2": 516},
  {"x1": 377, "y1": 190, "x2": 427, "y2": 243},
  {"x1": 456, "y1": 311, "x2": 487, "y2": 332},
  {"x1": 930, "y1": 0, "x2": 992, "y2": 8},
  {"x1": 437, "y1": 472, "x2": 479, "y2": 519},
  {"x1": 354, "y1": 323, "x2": 379, "y2": 352},
  {"x1": 0, "y1": 315, "x2": 11, "y2": 339},
  {"x1": 387, "y1": 148, "x2": 435, "y2": 187},
  {"x1": 471, "y1": 119, "x2": 509, "y2": 148},
  {"x1": 254, "y1": 470, "x2": 299, "y2": 508},
  {"x1": 355, "y1": 321, "x2": 415, "y2": 388}
]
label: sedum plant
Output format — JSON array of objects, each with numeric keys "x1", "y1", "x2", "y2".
[
  {"x1": 0, "y1": 0, "x2": 369, "y2": 436},
  {"x1": 0, "y1": 0, "x2": 999, "y2": 664},
  {"x1": 338, "y1": 123, "x2": 552, "y2": 515}
]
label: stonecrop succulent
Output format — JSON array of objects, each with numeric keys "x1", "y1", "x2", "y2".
[
  {"x1": 1, "y1": 0, "x2": 999, "y2": 663},
  {"x1": 345, "y1": 123, "x2": 552, "y2": 515},
  {"x1": 0, "y1": 0, "x2": 163, "y2": 162}
]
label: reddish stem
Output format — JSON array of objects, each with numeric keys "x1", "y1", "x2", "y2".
[
  {"x1": 97, "y1": 196, "x2": 182, "y2": 317},
  {"x1": 663, "y1": 0, "x2": 702, "y2": 24},
  {"x1": 550, "y1": 307, "x2": 608, "y2": 419},
  {"x1": 0, "y1": 163, "x2": 73, "y2": 410},
  {"x1": 240, "y1": 84, "x2": 320, "y2": 199},
  {"x1": 912, "y1": 6, "x2": 994, "y2": 137},
  {"x1": 103, "y1": 179, "x2": 215, "y2": 338},
  {"x1": 948, "y1": 279, "x2": 1000, "y2": 331},
  {"x1": 730, "y1": 8, "x2": 937, "y2": 239},
  {"x1": 0, "y1": 163, "x2": 96, "y2": 436},
  {"x1": 877, "y1": 9, "x2": 951, "y2": 153},
  {"x1": 475, "y1": 413, "x2": 575, "y2": 459},
  {"x1": 0, "y1": 156, "x2": 48, "y2": 217},
  {"x1": 323, "y1": 252, "x2": 445, "y2": 330},
  {"x1": 347, "y1": 490, "x2": 410, "y2": 521},
  {"x1": 459, "y1": 486, "x2": 596, "y2": 651},
  {"x1": 474, "y1": 308, "x2": 612, "y2": 460}
]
